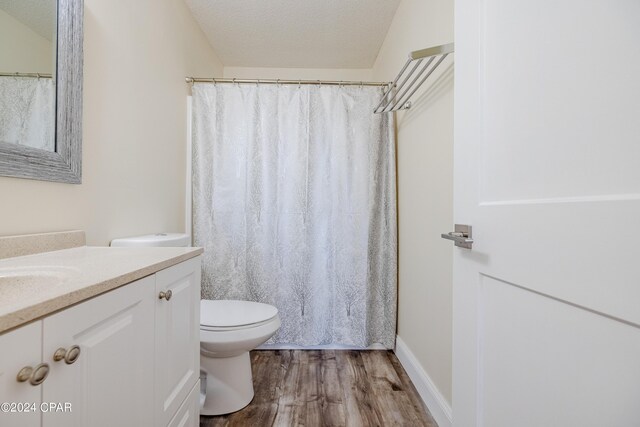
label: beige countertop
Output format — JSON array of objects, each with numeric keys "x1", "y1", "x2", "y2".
[{"x1": 0, "y1": 246, "x2": 203, "y2": 334}]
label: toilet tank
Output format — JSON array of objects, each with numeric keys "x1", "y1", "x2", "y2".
[{"x1": 110, "y1": 233, "x2": 190, "y2": 248}]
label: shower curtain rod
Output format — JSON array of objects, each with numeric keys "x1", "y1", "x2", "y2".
[
  {"x1": 185, "y1": 77, "x2": 391, "y2": 87},
  {"x1": 0, "y1": 72, "x2": 52, "y2": 78}
]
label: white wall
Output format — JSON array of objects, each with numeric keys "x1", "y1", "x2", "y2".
[
  {"x1": 223, "y1": 66, "x2": 372, "y2": 81},
  {"x1": 372, "y1": 0, "x2": 454, "y2": 409},
  {"x1": 0, "y1": 0, "x2": 223, "y2": 245},
  {"x1": 0, "y1": 9, "x2": 53, "y2": 74}
]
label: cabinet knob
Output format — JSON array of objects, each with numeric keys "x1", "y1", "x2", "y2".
[
  {"x1": 17, "y1": 363, "x2": 50, "y2": 385},
  {"x1": 159, "y1": 290, "x2": 172, "y2": 301},
  {"x1": 53, "y1": 345, "x2": 81, "y2": 364}
]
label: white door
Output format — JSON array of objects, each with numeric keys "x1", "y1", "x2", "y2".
[
  {"x1": 452, "y1": 1, "x2": 640, "y2": 426},
  {"x1": 0, "y1": 321, "x2": 42, "y2": 427},
  {"x1": 42, "y1": 277, "x2": 155, "y2": 427},
  {"x1": 155, "y1": 257, "x2": 201, "y2": 427}
]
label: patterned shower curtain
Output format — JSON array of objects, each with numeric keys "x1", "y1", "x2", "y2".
[{"x1": 192, "y1": 82, "x2": 397, "y2": 348}]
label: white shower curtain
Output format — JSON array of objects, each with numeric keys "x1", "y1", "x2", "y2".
[
  {"x1": 0, "y1": 77, "x2": 55, "y2": 151},
  {"x1": 192, "y1": 83, "x2": 397, "y2": 348}
]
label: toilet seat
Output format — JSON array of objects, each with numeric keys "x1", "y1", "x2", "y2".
[
  {"x1": 200, "y1": 300, "x2": 278, "y2": 331},
  {"x1": 200, "y1": 316, "x2": 279, "y2": 332}
]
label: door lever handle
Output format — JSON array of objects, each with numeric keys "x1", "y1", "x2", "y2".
[
  {"x1": 441, "y1": 231, "x2": 473, "y2": 243},
  {"x1": 441, "y1": 224, "x2": 473, "y2": 249}
]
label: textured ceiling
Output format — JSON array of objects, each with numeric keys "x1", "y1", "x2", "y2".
[
  {"x1": 0, "y1": 0, "x2": 55, "y2": 41},
  {"x1": 183, "y1": 0, "x2": 401, "y2": 68}
]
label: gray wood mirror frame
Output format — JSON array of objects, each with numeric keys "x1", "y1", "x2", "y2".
[{"x1": 0, "y1": 0, "x2": 83, "y2": 184}]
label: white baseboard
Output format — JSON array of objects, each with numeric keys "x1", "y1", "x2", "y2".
[{"x1": 394, "y1": 335, "x2": 452, "y2": 427}]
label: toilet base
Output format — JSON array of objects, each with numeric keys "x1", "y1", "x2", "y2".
[{"x1": 200, "y1": 351, "x2": 254, "y2": 416}]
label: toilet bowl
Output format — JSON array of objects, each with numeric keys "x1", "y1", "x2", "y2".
[
  {"x1": 109, "y1": 233, "x2": 281, "y2": 416},
  {"x1": 200, "y1": 299, "x2": 280, "y2": 416}
]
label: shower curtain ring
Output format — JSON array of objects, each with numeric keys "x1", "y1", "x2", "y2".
[
  {"x1": 276, "y1": 79, "x2": 281, "y2": 87},
  {"x1": 360, "y1": 81, "x2": 363, "y2": 89},
  {"x1": 298, "y1": 80, "x2": 301, "y2": 89},
  {"x1": 233, "y1": 78, "x2": 237, "y2": 86},
  {"x1": 256, "y1": 79, "x2": 260, "y2": 87}
]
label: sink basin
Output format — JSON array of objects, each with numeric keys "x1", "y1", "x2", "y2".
[{"x1": 0, "y1": 266, "x2": 78, "y2": 296}]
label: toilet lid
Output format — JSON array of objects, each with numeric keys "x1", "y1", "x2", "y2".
[{"x1": 200, "y1": 300, "x2": 278, "y2": 328}]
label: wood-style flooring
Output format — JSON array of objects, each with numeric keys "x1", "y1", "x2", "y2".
[{"x1": 200, "y1": 350, "x2": 438, "y2": 427}]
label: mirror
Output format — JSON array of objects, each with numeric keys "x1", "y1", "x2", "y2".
[
  {"x1": 0, "y1": 0, "x2": 83, "y2": 183},
  {"x1": 0, "y1": 0, "x2": 56, "y2": 152}
]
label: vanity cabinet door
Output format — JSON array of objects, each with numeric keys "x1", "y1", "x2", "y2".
[
  {"x1": 167, "y1": 381, "x2": 200, "y2": 427},
  {"x1": 155, "y1": 256, "x2": 201, "y2": 427},
  {"x1": 42, "y1": 276, "x2": 155, "y2": 427},
  {"x1": 0, "y1": 321, "x2": 43, "y2": 427}
]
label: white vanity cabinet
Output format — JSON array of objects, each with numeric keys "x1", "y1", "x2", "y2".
[
  {"x1": 42, "y1": 275, "x2": 155, "y2": 427},
  {"x1": 155, "y1": 257, "x2": 201, "y2": 427},
  {"x1": 0, "y1": 322, "x2": 43, "y2": 427},
  {"x1": 0, "y1": 256, "x2": 201, "y2": 427},
  {"x1": 167, "y1": 378, "x2": 201, "y2": 427}
]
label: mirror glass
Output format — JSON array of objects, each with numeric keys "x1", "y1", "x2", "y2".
[{"x1": 0, "y1": 0, "x2": 57, "y2": 152}]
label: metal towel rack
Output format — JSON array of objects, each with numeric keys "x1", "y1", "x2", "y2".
[{"x1": 373, "y1": 42, "x2": 454, "y2": 114}]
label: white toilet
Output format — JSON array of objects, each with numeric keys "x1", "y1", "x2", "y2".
[
  {"x1": 200, "y1": 299, "x2": 280, "y2": 415},
  {"x1": 110, "y1": 233, "x2": 281, "y2": 416}
]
